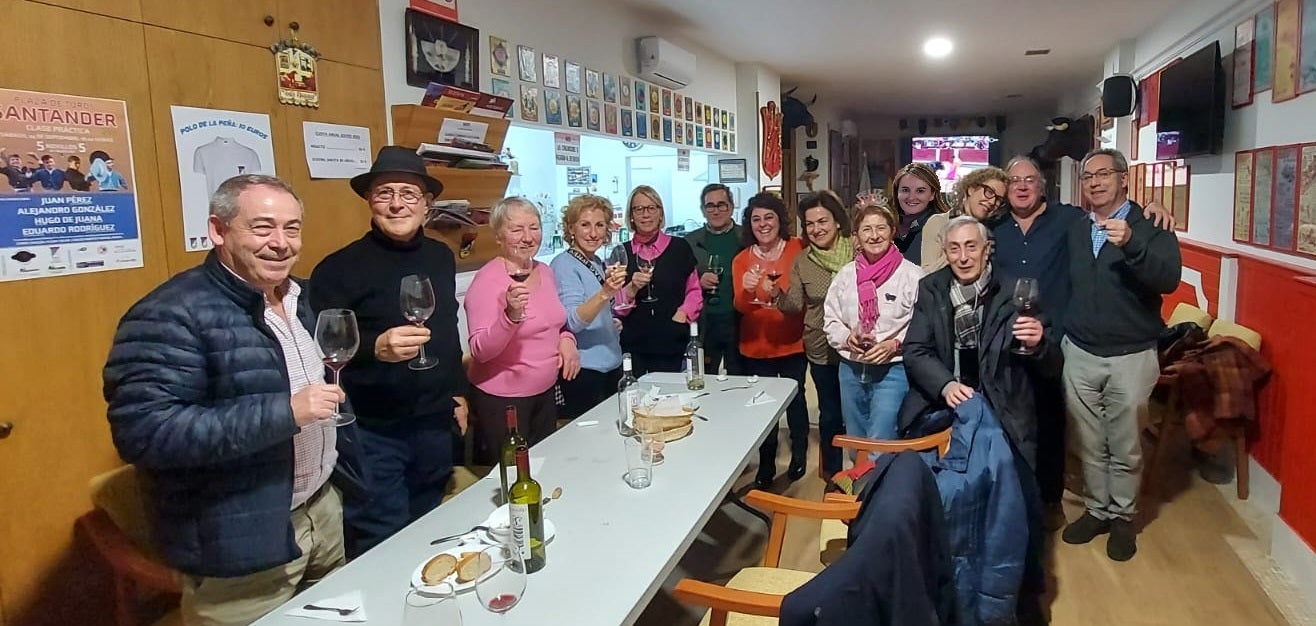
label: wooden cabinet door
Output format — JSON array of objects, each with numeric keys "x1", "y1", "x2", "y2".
[
  {"x1": 280, "y1": 58, "x2": 387, "y2": 271},
  {"x1": 36, "y1": 0, "x2": 142, "y2": 21},
  {"x1": 280, "y1": 0, "x2": 382, "y2": 69},
  {"x1": 143, "y1": 26, "x2": 300, "y2": 275},
  {"x1": 0, "y1": 4, "x2": 170, "y2": 625},
  {"x1": 140, "y1": 0, "x2": 278, "y2": 48}
]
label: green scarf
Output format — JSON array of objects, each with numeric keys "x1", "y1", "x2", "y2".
[{"x1": 807, "y1": 236, "x2": 854, "y2": 274}]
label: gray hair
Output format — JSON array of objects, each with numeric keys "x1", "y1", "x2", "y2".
[
  {"x1": 209, "y1": 174, "x2": 302, "y2": 224},
  {"x1": 1004, "y1": 155, "x2": 1047, "y2": 187},
  {"x1": 1081, "y1": 148, "x2": 1129, "y2": 173},
  {"x1": 942, "y1": 215, "x2": 991, "y2": 245},
  {"x1": 490, "y1": 195, "x2": 541, "y2": 232}
]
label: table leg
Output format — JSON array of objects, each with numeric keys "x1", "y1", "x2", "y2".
[{"x1": 725, "y1": 490, "x2": 771, "y2": 526}]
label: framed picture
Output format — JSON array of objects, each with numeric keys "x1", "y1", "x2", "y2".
[
  {"x1": 718, "y1": 158, "x2": 748, "y2": 183},
  {"x1": 489, "y1": 36, "x2": 511, "y2": 77},
  {"x1": 649, "y1": 86, "x2": 660, "y2": 113},
  {"x1": 620, "y1": 78, "x2": 633, "y2": 107},
  {"x1": 695, "y1": 102, "x2": 704, "y2": 124},
  {"x1": 519, "y1": 84, "x2": 540, "y2": 123},
  {"x1": 1299, "y1": 144, "x2": 1316, "y2": 255},
  {"x1": 565, "y1": 61, "x2": 582, "y2": 94},
  {"x1": 603, "y1": 73, "x2": 618, "y2": 103},
  {"x1": 662, "y1": 118, "x2": 673, "y2": 142},
  {"x1": 1275, "y1": 145, "x2": 1299, "y2": 249},
  {"x1": 542, "y1": 54, "x2": 560, "y2": 88},
  {"x1": 1273, "y1": 0, "x2": 1300, "y2": 102},
  {"x1": 1300, "y1": 0, "x2": 1316, "y2": 94},
  {"x1": 650, "y1": 114, "x2": 661, "y2": 140},
  {"x1": 635, "y1": 82, "x2": 648, "y2": 112},
  {"x1": 566, "y1": 95, "x2": 583, "y2": 128},
  {"x1": 621, "y1": 109, "x2": 634, "y2": 137},
  {"x1": 685, "y1": 122, "x2": 694, "y2": 146},
  {"x1": 585, "y1": 69, "x2": 602, "y2": 99},
  {"x1": 491, "y1": 77, "x2": 514, "y2": 116},
  {"x1": 661, "y1": 88, "x2": 672, "y2": 116},
  {"x1": 695, "y1": 126, "x2": 704, "y2": 147},
  {"x1": 405, "y1": 9, "x2": 479, "y2": 89},
  {"x1": 517, "y1": 45, "x2": 537, "y2": 83},
  {"x1": 604, "y1": 103, "x2": 618, "y2": 135},
  {"x1": 684, "y1": 96, "x2": 693, "y2": 121},
  {"x1": 1253, "y1": 148, "x2": 1275, "y2": 245},
  {"x1": 704, "y1": 104, "x2": 712, "y2": 124},
  {"x1": 1256, "y1": 5, "x2": 1276, "y2": 92},
  {"x1": 729, "y1": 133, "x2": 736, "y2": 152},
  {"x1": 729, "y1": 113, "x2": 736, "y2": 131},
  {"x1": 674, "y1": 121, "x2": 684, "y2": 144},
  {"x1": 586, "y1": 100, "x2": 601, "y2": 132},
  {"x1": 674, "y1": 94, "x2": 684, "y2": 119},
  {"x1": 544, "y1": 90, "x2": 562, "y2": 126},
  {"x1": 636, "y1": 112, "x2": 648, "y2": 139}
]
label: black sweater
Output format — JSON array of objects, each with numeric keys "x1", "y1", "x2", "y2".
[
  {"x1": 1065, "y1": 202, "x2": 1182, "y2": 357},
  {"x1": 309, "y1": 225, "x2": 469, "y2": 431},
  {"x1": 620, "y1": 236, "x2": 698, "y2": 357}
]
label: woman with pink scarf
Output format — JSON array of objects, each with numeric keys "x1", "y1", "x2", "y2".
[{"x1": 822, "y1": 204, "x2": 924, "y2": 440}]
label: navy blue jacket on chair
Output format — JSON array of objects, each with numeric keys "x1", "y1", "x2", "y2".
[{"x1": 103, "y1": 251, "x2": 364, "y2": 578}]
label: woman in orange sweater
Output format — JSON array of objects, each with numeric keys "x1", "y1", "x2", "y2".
[{"x1": 733, "y1": 192, "x2": 809, "y2": 489}]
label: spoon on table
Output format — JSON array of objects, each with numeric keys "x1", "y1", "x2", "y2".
[{"x1": 540, "y1": 486, "x2": 563, "y2": 506}]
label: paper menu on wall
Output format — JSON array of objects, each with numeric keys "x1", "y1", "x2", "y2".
[{"x1": 302, "y1": 122, "x2": 371, "y2": 179}]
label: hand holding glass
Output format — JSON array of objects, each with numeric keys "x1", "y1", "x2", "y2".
[
  {"x1": 314, "y1": 309, "x2": 359, "y2": 426},
  {"x1": 607, "y1": 244, "x2": 633, "y2": 310},
  {"x1": 1011, "y1": 277, "x2": 1040, "y2": 355},
  {"x1": 400, "y1": 274, "x2": 439, "y2": 370},
  {"x1": 748, "y1": 263, "x2": 766, "y2": 305},
  {"x1": 706, "y1": 254, "x2": 724, "y2": 306},
  {"x1": 637, "y1": 257, "x2": 657, "y2": 303}
]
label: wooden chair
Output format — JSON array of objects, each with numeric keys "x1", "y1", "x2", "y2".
[
  {"x1": 76, "y1": 465, "x2": 181, "y2": 626},
  {"x1": 818, "y1": 429, "x2": 952, "y2": 563},
  {"x1": 673, "y1": 490, "x2": 862, "y2": 625}
]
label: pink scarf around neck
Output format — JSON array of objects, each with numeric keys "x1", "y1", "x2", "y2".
[{"x1": 856, "y1": 244, "x2": 902, "y2": 331}]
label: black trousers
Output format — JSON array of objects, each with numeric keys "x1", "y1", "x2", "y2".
[
  {"x1": 702, "y1": 311, "x2": 744, "y2": 376},
  {"x1": 1035, "y1": 377, "x2": 1068, "y2": 504},
  {"x1": 559, "y1": 366, "x2": 622, "y2": 420},
  {"x1": 469, "y1": 386, "x2": 557, "y2": 466},
  {"x1": 343, "y1": 418, "x2": 454, "y2": 558},
  {"x1": 810, "y1": 360, "x2": 845, "y2": 476},
  {"x1": 744, "y1": 353, "x2": 810, "y2": 479}
]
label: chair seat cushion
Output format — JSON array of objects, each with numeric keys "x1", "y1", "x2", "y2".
[
  {"x1": 698, "y1": 567, "x2": 815, "y2": 626},
  {"x1": 818, "y1": 519, "x2": 848, "y2": 565}
]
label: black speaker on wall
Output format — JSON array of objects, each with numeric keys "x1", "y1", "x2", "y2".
[{"x1": 1102, "y1": 75, "x2": 1138, "y2": 117}]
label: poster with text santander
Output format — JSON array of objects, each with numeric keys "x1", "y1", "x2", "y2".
[{"x1": 0, "y1": 88, "x2": 144, "y2": 282}]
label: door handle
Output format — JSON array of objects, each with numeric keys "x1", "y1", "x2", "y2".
[{"x1": 0, "y1": 421, "x2": 11, "y2": 439}]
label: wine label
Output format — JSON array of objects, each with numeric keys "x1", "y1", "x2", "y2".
[
  {"x1": 624, "y1": 388, "x2": 639, "y2": 409},
  {"x1": 510, "y1": 502, "x2": 531, "y2": 560}
]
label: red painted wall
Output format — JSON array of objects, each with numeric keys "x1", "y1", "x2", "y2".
[{"x1": 1163, "y1": 241, "x2": 1227, "y2": 317}]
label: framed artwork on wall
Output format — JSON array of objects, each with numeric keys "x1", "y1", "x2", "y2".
[
  {"x1": 621, "y1": 109, "x2": 634, "y2": 137},
  {"x1": 1274, "y1": 146, "x2": 1300, "y2": 249},
  {"x1": 603, "y1": 73, "x2": 618, "y2": 103},
  {"x1": 404, "y1": 9, "x2": 479, "y2": 89},
  {"x1": 1299, "y1": 145, "x2": 1316, "y2": 255},
  {"x1": 565, "y1": 61, "x2": 582, "y2": 94},
  {"x1": 1299, "y1": 0, "x2": 1316, "y2": 94},
  {"x1": 519, "y1": 84, "x2": 540, "y2": 123},
  {"x1": 566, "y1": 95, "x2": 583, "y2": 128},
  {"x1": 489, "y1": 36, "x2": 511, "y2": 77},
  {"x1": 1272, "y1": 0, "x2": 1300, "y2": 102},
  {"x1": 1235, "y1": 151, "x2": 1255, "y2": 243},
  {"x1": 585, "y1": 69, "x2": 601, "y2": 99},
  {"x1": 1253, "y1": 148, "x2": 1275, "y2": 246},
  {"x1": 1255, "y1": 5, "x2": 1276, "y2": 92},
  {"x1": 1234, "y1": 18, "x2": 1255, "y2": 108},
  {"x1": 542, "y1": 54, "x2": 560, "y2": 88},
  {"x1": 635, "y1": 82, "x2": 648, "y2": 112},
  {"x1": 518, "y1": 45, "x2": 538, "y2": 83},
  {"x1": 620, "y1": 78, "x2": 632, "y2": 107},
  {"x1": 544, "y1": 90, "x2": 562, "y2": 126}
]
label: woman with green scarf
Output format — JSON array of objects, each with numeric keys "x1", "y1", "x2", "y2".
[{"x1": 779, "y1": 191, "x2": 852, "y2": 478}]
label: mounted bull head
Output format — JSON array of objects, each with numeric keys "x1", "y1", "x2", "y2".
[
  {"x1": 1027, "y1": 115, "x2": 1094, "y2": 167},
  {"x1": 781, "y1": 87, "x2": 816, "y2": 147}
]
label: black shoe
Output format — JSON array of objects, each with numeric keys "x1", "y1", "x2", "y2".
[
  {"x1": 753, "y1": 474, "x2": 774, "y2": 490},
  {"x1": 1107, "y1": 519, "x2": 1138, "y2": 561},
  {"x1": 787, "y1": 458, "x2": 807, "y2": 481},
  {"x1": 1061, "y1": 512, "x2": 1111, "y2": 545}
]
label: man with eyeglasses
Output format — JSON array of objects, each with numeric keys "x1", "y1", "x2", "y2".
[
  {"x1": 1061, "y1": 148, "x2": 1180, "y2": 561},
  {"x1": 685, "y1": 183, "x2": 746, "y2": 375},
  {"x1": 309, "y1": 146, "x2": 469, "y2": 556},
  {"x1": 991, "y1": 155, "x2": 1174, "y2": 532}
]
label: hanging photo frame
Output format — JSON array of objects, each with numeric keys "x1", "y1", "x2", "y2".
[{"x1": 404, "y1": 9, "x2": 478, "y2": 89}]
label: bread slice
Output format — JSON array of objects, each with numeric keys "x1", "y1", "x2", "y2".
[
  {"x1": 456, "y1": 550, "x2": 493, "y2": 583},
  {"x1": 421, "y1": 553, "x2": 458, "y2": 585}
]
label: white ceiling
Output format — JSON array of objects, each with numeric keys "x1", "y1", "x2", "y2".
[{"x1": 623, "y1": 0, "x2": 1190, "y2": 117}]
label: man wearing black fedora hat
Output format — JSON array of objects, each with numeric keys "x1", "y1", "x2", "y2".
[{"x1": 309, "y1": 146, "x2": 469, "y2": 556}]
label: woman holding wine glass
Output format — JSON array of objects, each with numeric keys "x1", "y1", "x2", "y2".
[
  {"x1": 777, "y1": 191, "x2": 851, "y2": 479},
  {"x1": 732, "y1": 192, "x2": 809, "y2": 488},
  {"x1": 823, "y1": 202, "x2": 923, "y2": 443},
  {"x1": 466, "y1": 196, "x2": 581, "y2": 464},
  {"x1": 550, "y1": 194, "x2": 628, "y2": 420},
  {"x1": 613, "y1": 185, "x2": 703, "y2": 376}
]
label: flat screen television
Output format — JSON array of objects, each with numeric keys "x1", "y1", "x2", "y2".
[
  {"x1": 1156, "y1": 41, "x2": 1225, "y2": 159},
  {"x1": 900, "y1": 135, "x2": 1000, "y2": 188}
]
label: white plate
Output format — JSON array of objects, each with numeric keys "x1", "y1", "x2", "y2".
[
  {"x1": 480, "y1": 503, "x2": 558, "y2": 545},
  {"x1": 410, "y1": 543, "x2": 490, "y2": 593}
]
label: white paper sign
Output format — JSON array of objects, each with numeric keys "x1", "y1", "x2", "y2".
[
  {"x1": 170, "y1": 106, "x2": 276, "y2": 251},
  {"x1": 438, "y1": 118, "x2": 489, "y2": 145},
  {"x1": 677, "y1": 148, "x2": 690, "y2": 172},
  {"x1": 554, "y1": 132, "x2": 580, "y2": 165},
  {"x1": 302, "y1": 121, "x2": 371, "y2": 180}
]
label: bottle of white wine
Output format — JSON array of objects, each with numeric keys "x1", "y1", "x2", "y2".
[
  {"x1": 617, "y1": 353, "x2": 639, "y2": 433},
  {"x1": 499, "y1": 406, "x2": 527, "y2": 504},
  {"x1": 509, "y1": 446, "x2": 546, "y2": 573},
  {"x1": 685, "y1": 322, "x2": 704, "y2": 390}
]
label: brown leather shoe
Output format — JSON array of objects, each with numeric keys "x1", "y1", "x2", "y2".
[{"x1": 1062, "y1": 512, "x2": 1110, "y2": 544}]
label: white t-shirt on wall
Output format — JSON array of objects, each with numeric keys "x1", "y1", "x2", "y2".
[{"x1": 194, "y1": 137, "x2": 263, "y2": 196}]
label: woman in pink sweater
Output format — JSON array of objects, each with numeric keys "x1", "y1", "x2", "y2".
[{"x1": 465, "y1": 196, "x2": 580, "y2": 464}]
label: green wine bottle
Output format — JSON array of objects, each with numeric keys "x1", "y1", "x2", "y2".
[
  {"x1": 509, "y1": 446, "x2": 546, "y2": 573},
  {"x1": 499, "y1": 406, "x2": 527, "y2": 504}
]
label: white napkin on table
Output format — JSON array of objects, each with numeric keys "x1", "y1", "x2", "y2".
[
  {"x1": 283, "y1": 590, "x2": 367, "y2": 622},
  {"x1": 746, "y1": 390, "x2": 776, "y2": 407}
]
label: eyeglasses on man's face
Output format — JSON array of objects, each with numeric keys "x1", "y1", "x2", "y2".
[
  {"x1": 1008, "y1": 176, "x2": 1040, "y2": 187},
  {"x1": 702, "y1": 200, "x2": 731, "y2": 211},
  {"x1": 1079, "y1": 168, "x2": 1125, "y2": 182},
  {"x1": 370, "y1": 187, "x2": 425, "y2": 204}
]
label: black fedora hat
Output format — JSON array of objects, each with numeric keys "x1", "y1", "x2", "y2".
[{"x1": 349, "y1": 146, "x2": 444, "y2": 199}]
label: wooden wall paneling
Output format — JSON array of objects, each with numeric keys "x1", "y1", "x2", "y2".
[
  {"x1": 142, "y1": 26, "x2": 296, "y2": 275},
  {"x1": 0, "y1": 4, "x2": 170, "y2": 625},
  {"x1": 1278, "y1": 277, "x2": 1316, "y2": 547},
  {"x1": 139, "y1": 0, "x2": 277, "y2": 48},
  {"x1": 280, "y1": 59, "x2": 388, "y2": 273},
  {"x1": 33, "y1": 0, "x2": 142, "y2": 21},
  {"x1": 280, "y1": 0, "x2": 383, "y2": 70}
]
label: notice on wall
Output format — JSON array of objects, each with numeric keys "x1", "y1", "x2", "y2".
[
  {"x1": 303, "y1": 121, "x2": 371, "y2": 180},
  {"x1": 554, "y1": 132, "x2": 580, "y2": 165},
  {"x1": 171, "y1": 106, "x2": 276, "y2": 252},
  {"x1": 0, "y1": 88, "x2": 145, "y2": 282},
  {"x1": 677, "y1": 148, "x2": 690, "y2": 172},
  {"x1": 437, "y1": 118, "x2": 488, "y2": 145}
]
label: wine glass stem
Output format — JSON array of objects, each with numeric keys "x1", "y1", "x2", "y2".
[{"x1": 332, "y1": 368, "x2": 343, "y2": 416}]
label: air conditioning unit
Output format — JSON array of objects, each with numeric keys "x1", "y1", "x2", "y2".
[{"x1": 637, "y1": 37, "x2": 695, "y2": 90}]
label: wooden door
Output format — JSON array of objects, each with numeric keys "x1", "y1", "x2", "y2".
[
  {"x1": 140, "y1": 0, "x2": 278, "y2": 48},
  {"x1": 0, "y1": 4, "x2": 170, "y2": 625},
  {"x1": 34, "y1": 0, "x2": 142, "y2": 21},
  {"x1": 281, "y1": 0, "x2": 383, "y2": 69}
]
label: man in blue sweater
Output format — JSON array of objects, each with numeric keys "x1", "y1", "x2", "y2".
[{"x1": 1060, "y1": 149, "x2": 1181, "y2": 561}]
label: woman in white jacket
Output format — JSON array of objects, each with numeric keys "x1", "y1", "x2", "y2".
[{"x1": 823, "y1": 203, "x2": 924, "y2": 441}]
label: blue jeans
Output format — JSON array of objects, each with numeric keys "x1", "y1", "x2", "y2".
[
  {"x1": 839, "y1": 360, "x2": 908, "y2": 441},
  {"x1": 344, "y1": 419, "x2": 455, "y2": 558}
]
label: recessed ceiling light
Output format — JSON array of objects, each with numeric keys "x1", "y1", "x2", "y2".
[{"x1": 923, "y1": 37, "x2": 953, "y2": 59}]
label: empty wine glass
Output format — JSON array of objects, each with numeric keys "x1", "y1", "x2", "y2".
[
  {"x1": 400, "y1": 274, "x2": 438, "y2": 371},
  {"x1": 1011, "y1": 277, "x2": 1040, "y2": 355},
  {"x1": 637, "y1": 256, "x2": 658, "y2": 303},
  {"x1": 607, "y1": 244, "x2": 633, "y2": 311},
  {"x1": 749, "y1": 263, "x2": 766, "y2": 305},
  {"x1": 706, "y1": 254, "x2": 723, "y2": 306},
  {"x1": 314, "y1": 309, "x2": 359, "y2": 426},
  {"x1": 403, "y1": 583, "x2": 462, "y2": 626},
  {"x1": 474, "y1": 540, "x2": 527, "y2": 616}
]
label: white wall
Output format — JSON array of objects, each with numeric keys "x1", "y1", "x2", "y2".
[{"x1": 1083, "y1": 0, "x2": 1316, "y2": 271}]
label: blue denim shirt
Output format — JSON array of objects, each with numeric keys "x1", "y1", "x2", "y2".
[{"x1": 550, "y1": 250, "x2": 623, "y2": 373}]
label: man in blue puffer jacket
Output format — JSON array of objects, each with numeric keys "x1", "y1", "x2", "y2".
[{"x1": 104, "y1": 174, "x2": 363, "y2": 626}]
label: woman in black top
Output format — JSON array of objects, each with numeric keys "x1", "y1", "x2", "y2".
[
  {"x1": 889, "y1": 163, "x2": 950, "y2": 266},
  {"x1": 615, "y1": 185, "x2": 703, "y2": 376}
]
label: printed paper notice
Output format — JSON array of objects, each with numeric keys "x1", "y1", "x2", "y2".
[
  {"x1": 678, "y1": 148, "x2": 690, "y2": 172},
  {"x1": 171, "y1": 106, "x2": 276, "y2": 252},
  {"x1": 437, "y1": 118, "x2": 489, "y2": 145},
  {"x1": 303, "y1": 121, "x2": 371, "y2": 180},
  {"x1": 554, "y1": 132, "x2": 580, "y2": 165},
  {"x1": 0, "y1": 88, "x2": 144, "y2": 282}
]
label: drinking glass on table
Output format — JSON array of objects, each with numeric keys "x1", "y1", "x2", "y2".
[
  {"x1": 1011, "y1": 277, "x2": 1040, "y2": 355},
  {"x1": 403, "y1": 584, "x2": 462, "y2": 626},
  {"x1": 637, "y1": 256, "x2": 658, "y2": 303},
  {"x1": 474, "y1": 539, "x2": 527, "y2": 615},
  {"x1": 400, "y1": 274, "x2": 439, "y2": 371},
  {"x1": 623, "y1": 433, "x2": 654, "y2": 489},
  {"x1": 314, "y1": 309, "x2": 359, "y2": 426}
]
